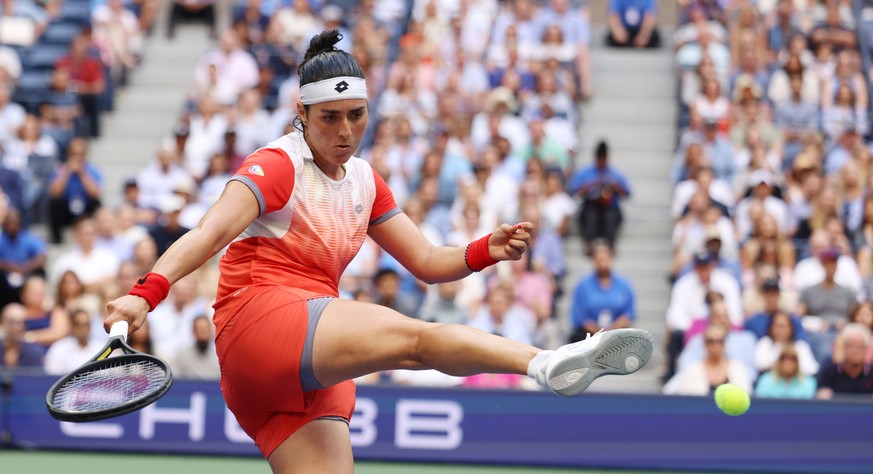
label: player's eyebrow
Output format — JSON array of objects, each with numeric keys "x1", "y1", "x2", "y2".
[{"x1": 320, "y1": 107, "x2": 367, "y2": 114}]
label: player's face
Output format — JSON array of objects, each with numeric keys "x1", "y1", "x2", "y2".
[{"x1": 299, "y1": 99, "x2": 369, "y2": 176}]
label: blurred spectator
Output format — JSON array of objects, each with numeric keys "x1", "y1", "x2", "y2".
[
  {"x1": 569, "y1": 241, "x2": 635, "y2": 342},
  {"x1": 93, "y1": 206, "x2": 134, "y2": 262},
  {"x1": 754, "y1": 344, "x2": 818, "y2": 399},
  {"x1": 794, "y1": 230, "x2": 863, "y2": 297},
  {"x1": 663, "y1": 324, "x2": 753, "y2": 395},
  {"x1": 183, "y1": 94, "x2": 230, "y2": 180},
  {"x1": 39, "y1": 68, "x2": 83, "y2": 151},
  {"x1": 371, "y1": 267, "x2": 418, "y2": 317},
  {"x1": 49, "y1": 217, "x2": 120, "y2": 293},
  {"x1": 20, "y1": 275, "x2": 68, "y2": 347},
  {"x1": 148, "y1": 194, "x2": 190, "y2": 256},
  {"x1": 734, "y1": 170, "x2": 789, "y2": 239},
  {"x1": 230, "y1": 89, "x2": 271, "y2": 158},
  {"x1": 0, "y1": 209, "x2": 46, "y2": 304},
  {"x1": 136, "y1": 143, "x2": 192, "y2": 211},
  {"x1": 540, "y1": 167, "x2": 575, "y2": 237},
  {"x1": 809, "y1": 1, "x2": 856, "y2": 53},
  {"x1": 671, "y1": 164, "x2": 733, "y2": 221},
  {"x1": 0, "y1": 44, "x2": 22, "y2": 81},
  {"x1": 0, "y1": 0, "x2": 47, "y2": 47},
  {"x1": 171, "y1": 314, "x2": 220, "y2": 379},
  {"x1": 43, "y1": 308, "x2": 104, "y2": 375},
  {"x1": 816, "y1": 323, "x2": 873, "y2": 399},
  {"x1": 419, "y1": 280, "x2": 467, "y2": 325},
  {"x1": 503, "y1": 251, "x2": 560, "y2": 350},
  {"x1": 607, "y1": 0, "x2": 660, "y2": 48},
  {"x1": 0, "y1": 302, "x2": 44, "y2": 368},
  {"x1": 167, "y1": 0, "x2": 217, "y2": 39},
  {"x1": 92, "y1": 0, "x2": 143, "y2": 87},
  {"x1": 772, "y1": 75, "x2": 820, "y2": 164},
  {"x1": 754, "y1": 310, "x2": 819, "y2": 376},
  {"x1": 467, "y1": 281, "x2": 535, "y2": 346},
  {"x1": 192, "y1": 28, "x2": 258, "y2": 101},
  {"x1": 3, "y1": 114, "x2": 59, "y2": 225},
  {"x1": 744, "y1": 277, "x2": 806, "y2": 339},
  {"x1": 676, "y1": 293, "x2": 756, "y2": 377},
  {"x1": 272, "y1": 0, "x2": 319, "y2": 52},
  {"x1": 537, "y1": 0, "x2": 593, "y2": 100},
  {"x1": 568, "y1": 140, "x2": 630, "y2": 254},
  {"x1": 0, "y1": 83, "x2": 25, "y2": 144},
  {"x1": 56, "y1": 34, "x2": 107, "y2": 138},
  {"x1": 149, "y1": 274, "x2": 212, "y2": 360},
  {"x1": 798, "y1": 247, "x2": 860, "y2": 364},
  {"x1": 518, "y1": 116, "x2": 571, "y2": 174},
  {"x1": 47, "y1": 138, "x2": 103, "y2": 243},
  {"x1": 691, "y1": 77, "x2": 728, "y2": 125},
  {"x1": 128, "y1": 318, "x2": 154, "y2": 354}
]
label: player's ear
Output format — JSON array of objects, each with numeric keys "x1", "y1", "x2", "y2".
[{"x1": 296, "y1": 100, "x2": 306, "y2": 125}]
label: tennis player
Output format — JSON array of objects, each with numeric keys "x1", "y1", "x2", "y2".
[{"x1": 104, "y1": 30, "x2": 653, "y2": 473}]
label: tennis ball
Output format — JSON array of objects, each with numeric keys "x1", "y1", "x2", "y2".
[{"x1": 714, "y1": 383, "x2": 750, "y2": 416}]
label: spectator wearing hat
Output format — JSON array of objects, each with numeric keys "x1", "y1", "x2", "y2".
[
  {"x1": 606, "y1": 0, "x2": 660, "y2": 48},
  {"x1": 798, "y1": 246, "x2": 860, "y2": 364},
  {"x1": 794, "y1": 229, "x2": 863, "y2": 297},
  {"x1": 745, "y1": 277, "x2": 807, "y2": 339},
  {"x1": 568, "y1": 240, "x2": 636, "y2": 342},
  {"x1": 734, "y1": 170, "x2": 789, "y2": 240},
  {"x1": 675, "y1": 223, "x2": 741, "y2": 283},
  {"x1": 671, "y1": 164, "x2": 734, "y2": 221},
  {"x1": 664, "y1": 249, "x2": 743, "y2": 380},
  {"x1": 568, "y1": 140, "x2": 631, "y2": 254}
]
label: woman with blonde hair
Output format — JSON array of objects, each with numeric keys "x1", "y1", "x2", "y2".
[{"x1": 754, "y1": 344, "x2": 817, "y2": 399}]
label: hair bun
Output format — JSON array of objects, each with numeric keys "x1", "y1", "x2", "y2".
[{"x1": 303, "y1": 30, "x2": 342, "y2": 63}]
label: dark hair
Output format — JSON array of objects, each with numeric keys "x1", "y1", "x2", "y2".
[
  {"x1": 595, "y1": 140, "x2": 608, "y2": 159},
  {"x1": 298, "y1": 30, "x2": 365, "y2": 86}
]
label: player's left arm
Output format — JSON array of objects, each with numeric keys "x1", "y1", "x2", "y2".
[{"x1": 369, "y1": 213, "x2": 532, "y2": 284}]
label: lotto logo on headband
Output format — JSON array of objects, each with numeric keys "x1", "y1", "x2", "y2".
[{"x1": 301, "y1": 76, "x2": 368, "y2": 105}]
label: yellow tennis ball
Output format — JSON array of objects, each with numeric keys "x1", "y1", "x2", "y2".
[{"x1": 714, "y1": 383, "x2": 750, "y2": 416}]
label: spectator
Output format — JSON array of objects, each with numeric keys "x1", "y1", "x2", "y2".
[
  {"x1": 0, "y1": 0, "x2": 46, "y2": 47},
  {"x1": 230, "y1": 89, "x2": 271, "y2": 158},
  {"x1": 183, "y1": 94, "x2": 230, "y2": 180},
  {"x1": 127, "y1": 318, "x2": 154, "y2": 354},
  {"x1": 754, "y1": 310, "x2": 819, "y2": 376},
  {"x1": 43, "y1": 308, "x2": 104, "y2": 375},
  {"x1": 809, "y1": 1, "x2": 857, "y2": 53},
  {"x1": 419, "y1": 280, "x2": 468, "y2": 325},
  {"x1": 136, "y1": 143, "x2": 192, "y2": 211},
  {"x1": 676, "y1": 293, "x2": 757, "y2": 377},
  {"x1": 734, "y1": 170, "x2": 790, "y2": 240},
  {"x1": 671, "y1": 164, "x2": 733, "y2": 221},
  {"x1": 607, "y1": 0, "x2": 660, "y2": 48},
  {"x1": 754, "y1": 344, "x2": 818, "y2": 399},
  {"x1": 167, "y1": 0, "x2": 216, "y2": 39},
  {"x1": 49, "y1": 217, "x2": 120, "y2": 293},
  {"x1": 20, "y1": 275, "x2": 68, "y2": 347},
  {"x1": 568, "y1": 140, "x2": 631, "y2": 254},
  {"x1": 192, "y1": 29, "x2": 258, "y2": 102},
  {"x1": 504, "y1": 251, "x2": 561, "y2": 350},
  {"x1": 798, "y1": 247, "x2": 860, "y2": 363},
  {"x1": 0, "y1": 302, "x2": 44, "y2": 369},
  {"x1": 772, "y1": 73, "x2": 821, "y2": 163},
  {"x1": 47, "y1": 138, "x2": 103, "y2": 244},
  {"x1": 744, "y1": 277, "x2": 806, "y2": 339},
  {"x1": 663, "y1": 324, "x2": 753, "y2": 395},
  {"x1": 149, "y1": 274, "x2": 212, "y2": 360},
  {"x1": 0, "y1": 209, "x2": 46, "y2": 304},
  {"x1": 91, "y1": 0, "x2": 143, "y2": 87},
  {"x1": 467, "y1": 281, "x2": 535, "y2": 346},
  {"x1": 56, "y1": 35, "x2": 107, "y2": 138},
  {"x1": 0, "y1": 43, "x2": 21, "y2": 81},
  {"x1": 148, "y1": 194, "x2": 191, "y2": 256},
  {"x1": 569, "y1": 241, "x2": 635, "y2": 342},
  {"x1": 794, "y1": 229, "x2": 863, "y2": 297},
  {"x1": 93, "y1": 206, "x2": 134, "y2": 262},
  {"x1": 816, "y1": 323, "x2": 873, "y2": 399},
  {"x1": 271, "y1": 0, "x2": 319, "y2": 52},
  {"x1": 371, "y1": 267, "x2": 419, "y2": 317},
  {"x1": 0, "y1": 83, "x2": 25, "y2": 144},
  {"x1": 171, "y1": 314, "x2": 220, "y2": 379},
  {"x1": 540, "y1": 167, "x2": 576, "y2": 237}
]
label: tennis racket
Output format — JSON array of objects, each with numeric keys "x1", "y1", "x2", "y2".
[{"x1": 46, "y1": 320, "x2": 173, "y2": 422}]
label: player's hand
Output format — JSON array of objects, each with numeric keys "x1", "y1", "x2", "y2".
[
  {"x1": 103, "y1": 294, "x2": 150, "y2": 335},
  {"x1": 488, "y1": 222, "x2": 532, "y2": 261}
]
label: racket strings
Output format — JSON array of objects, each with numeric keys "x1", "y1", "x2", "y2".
[{"x1": 50, "y1": 359, "x2": 168, "y2": 413}]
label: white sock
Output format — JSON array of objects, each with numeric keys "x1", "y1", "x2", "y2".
[{"x1": 527, "y1": 350, "x2": 556, "y2": 385}]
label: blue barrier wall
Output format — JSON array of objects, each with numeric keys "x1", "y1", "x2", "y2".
[{"x1": 3, "y1": 374, "x2": 873, "y2": 473}]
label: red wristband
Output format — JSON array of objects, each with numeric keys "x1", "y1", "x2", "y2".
[
  {"x1": 465, "y1": 233, "x2": 498, "y2": 272},
  {"x1": 128, "y1": 272, "x2": 171, "y2": 312}
]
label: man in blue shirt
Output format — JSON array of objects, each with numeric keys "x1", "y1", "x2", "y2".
[
  {"x1": 0, "y1": 209, "x2": 46, "y2": 306},
  {"x1": 568, "y1": 140, "x2": 631, "y2": 255},
  {"x1": 569, "y1": 241, "x2": 636, "y2": 342},
  {"x1": 47, "y1": 137, "x2": 102, "y2": 244},
  {"x1": 607, "y1": 0, "x2": 660, "y2": 48},
  {"x1": 0, "y1": 302, "x2": 45, "y2": 369}
]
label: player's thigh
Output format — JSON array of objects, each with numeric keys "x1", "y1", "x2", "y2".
[
  {"x1": 267, "y1": 418, "x2": 352, "y2": 474},
  {"x1": 313, "y1": 298, "x2": 434, "y2": 387}
]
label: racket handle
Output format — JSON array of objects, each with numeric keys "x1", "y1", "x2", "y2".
[{"x1": 109, "y1": 320, "x2": 129, "y2": 341}]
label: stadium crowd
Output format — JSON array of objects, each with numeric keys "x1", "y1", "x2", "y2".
[
  {"x1": 0, "y1": 0, "x2": 870, "y2": 402},
  {"x1": 664, "y1": 0, "x2": 873, "y2": 399}
]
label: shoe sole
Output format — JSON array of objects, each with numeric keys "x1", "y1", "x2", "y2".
[{"x1": 546, "y1": 328, "x2": 654, "y2": 397}]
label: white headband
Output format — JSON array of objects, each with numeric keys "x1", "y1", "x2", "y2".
[{"x1": 300, "y1": 77, "x2": 368, "y2": 105}]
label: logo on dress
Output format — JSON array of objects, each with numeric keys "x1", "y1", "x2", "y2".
[
  {"x1": 248, "y1": 165, "x2": 264, "y2": 176},
  {"x1": 334, "y1": 80, "x2": 349, "y2": 93},
  {"x1": 354, "y1": 204, "x2": 363, "y2": 214}
]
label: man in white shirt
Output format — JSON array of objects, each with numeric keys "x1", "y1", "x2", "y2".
[
  {"x1": 171, "y1": 315, "x2": 220, "y2": 380},
  {"x1": 44, "y1": 308, "x2": 105, "y2": 375},
  {"x1": 0, "y1": 83, "x2": 25, "y2": 143},
  {"x1": 149, "y1": 274, "x2": 213, "y2": 360},
  {"x1": 50, "y1": 217, "x2": 121, "y2": 292},
  {"x1": 136, "y1": 143, "x2": 193, "y2": 211},
  {"x1": 793, "y1": 229, "x2": 863, "y2": 298}
]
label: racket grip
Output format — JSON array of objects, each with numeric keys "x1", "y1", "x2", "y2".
[{"x1": 109, "y1": 320, "x2": 129, "y2": 341}]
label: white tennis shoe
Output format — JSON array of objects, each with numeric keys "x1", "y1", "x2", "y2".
[{"x1": 536, "y1": 328, "x2": 654, "y2": 397}]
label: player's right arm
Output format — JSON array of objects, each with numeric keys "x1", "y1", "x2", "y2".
[{"x1": 104, "y1": 180, "x2": 260, "y2": 333}]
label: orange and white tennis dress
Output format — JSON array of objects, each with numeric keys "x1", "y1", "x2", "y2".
[{"x1": 212, "y1": 129, "x2": 399, "y2": 458}]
